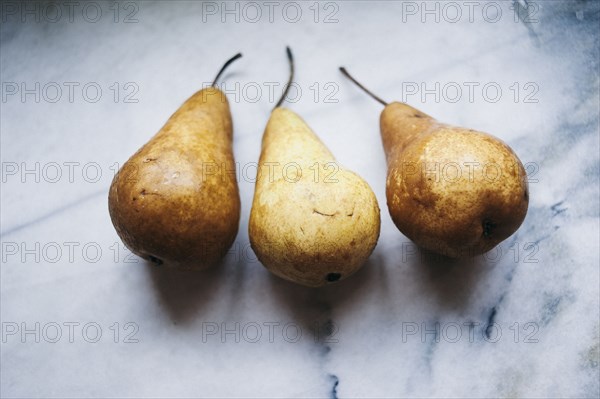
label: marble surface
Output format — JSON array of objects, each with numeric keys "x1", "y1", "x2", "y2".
[{"x1": 1, "y1": 1, "x2": 599, "y2": 397}]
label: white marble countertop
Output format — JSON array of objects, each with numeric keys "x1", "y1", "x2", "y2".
[{"x1": 1, "y1": 1, "x2": 599, "y2": 398}]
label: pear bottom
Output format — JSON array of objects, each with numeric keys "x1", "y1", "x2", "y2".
[
  {"x1": 386, "y1": 127, "x2": 528, "y2": 258},
  {"x1": 249, "y1": 170, "x2": 380, "y2": 287},
  {"x1": 108, "y1": 161, "x2": 240, "y2": 270}
]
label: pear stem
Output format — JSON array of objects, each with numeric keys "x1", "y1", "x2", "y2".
[
  {"x1": 275, "y1": 46, "x2": 294, "y2": 109},
  {"x1": 339, "y1": 67, "x2": 388, "y2": 106},
  {"x1": 212, "y1": 52, "x2": 243, "y2": 87}
]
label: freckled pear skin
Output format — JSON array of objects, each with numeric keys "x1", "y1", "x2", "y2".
[
  {"x1": 339, "y1": 67, "x2": 528, "y2": 258},
  {"x1": 381, "y1": 102, "x2": 528, "y2": 257},
  {"x1": 108, "y1": 86, "x2": 240, "y2": 269},
  {"x1": 249, "y1": 108, "x2": 381, "y2": 287}
]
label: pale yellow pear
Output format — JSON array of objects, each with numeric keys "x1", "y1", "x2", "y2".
[{"x1": 249, "y1": 107, "x2": 380, "y2": 287}]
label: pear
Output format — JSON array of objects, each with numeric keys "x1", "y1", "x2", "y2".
[
  {"x1": 108, "y1": 53, "x2": 243, "y2": 269},
  {"x1": 340, "y1": 67, "x2": 528, "y2": 258},
  {"x1": 249, "y1": 48, "x2": 380, "y2": 287}
]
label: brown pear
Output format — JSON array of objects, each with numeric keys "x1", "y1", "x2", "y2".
[
  {"x1": 108, "y1": 54, "x2": 243, "y2": 269},
  {"x1": 340, "y1": 67, "x2": 528, "y2": 258}
]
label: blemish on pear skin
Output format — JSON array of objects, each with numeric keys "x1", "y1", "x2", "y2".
[
  {"x1": 140, "y1": 188, "x2": 161, "y2": 197},
  {"x1": 148, "y1": 255, "x2": 163, "y2": 265},
  {"x1": 482, "y1": 219, "x2": 496, "y2": 238},
  {"x1": 313, "y1": 209, "x2": 337, "y2": 217}
]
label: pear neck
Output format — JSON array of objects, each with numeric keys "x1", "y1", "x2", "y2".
[{"x1": 380, "y1": 102, "x2": 434, "y2": 161}]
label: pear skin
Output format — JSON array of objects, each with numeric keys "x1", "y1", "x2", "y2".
[
  {"x1": 249, "y1": 108, "x2": 380, "y2": 287},
  {"x1": 380, "y1": 102, "x2": 529, "y2": 257},
  {"x1": 108, "y1": 87, "x2": 240, "y2": 269}
]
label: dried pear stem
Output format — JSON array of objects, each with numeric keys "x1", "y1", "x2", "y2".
[
  {"x1": 339, "y1": 67, "x2": 388, "y2": 106},
  {"x1": 275, "y1": 46, "x2": 295, "y2": 109},
  {"x1": 212, "y1": 52, "x2": 243, "y2": 87}
]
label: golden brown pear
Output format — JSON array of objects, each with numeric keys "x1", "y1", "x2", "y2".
[
  {"x1": 341, "y1": 68, "x2": 528, "y2": 258},
  {"x1": 249, "y1": 48, "x2": 380, "y2": 287},
  {"x1": 108, "y1": 54, "x2": 242, "y2": 269}
]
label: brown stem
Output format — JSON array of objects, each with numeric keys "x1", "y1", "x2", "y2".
[
  {"x1": 275, "y1": 46, "x2": 294, "y2": 109},
  {"x1": 339, "y1": 67, "x2": 388, "y2": 106},
  {"x1": 212, "y1": 52, "x2": 243, "y2": 87}
]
